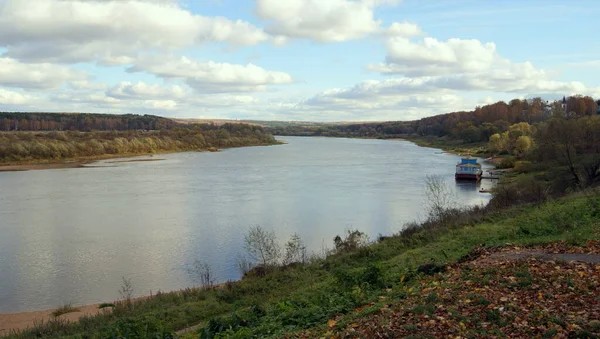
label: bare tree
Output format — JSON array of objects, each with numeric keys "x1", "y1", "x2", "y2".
[
  {"x1": 424, "y1": 174, "x2": 456, "y2": 220},
  {"x1": 282, "y1": 233, "x2": 307, "y2": 266},
  {"x1": 244, "y1": 225, "x2": 281, "y2": 268},
  {"x1": 235, "y1": 253, "x2": 254, "y2": 276},
  {"x1": 189, "y1": 260, "x2": 215, "y2": 288}
]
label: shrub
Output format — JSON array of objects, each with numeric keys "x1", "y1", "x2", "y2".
[
  {"x1": 244, "y1": 225, "x2": 281, "y2": 268},
  {"x1": 333, "y1": 229, "x2": 369, "y2": 253}
]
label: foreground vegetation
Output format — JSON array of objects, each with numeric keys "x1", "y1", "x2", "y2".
[
  {"x1": 0, "y1": 123, "x2": 278, "y2": 164},
  {"x1": 5, "y1": 183, "x2": 599, "y2": 338}
]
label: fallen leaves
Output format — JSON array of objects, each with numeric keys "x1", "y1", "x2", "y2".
[{"x1": 304, "y1": 243, "x2": 600, "y2": 339}]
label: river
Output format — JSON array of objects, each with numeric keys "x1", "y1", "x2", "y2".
[{"x1": 0, "y1": 136, "x2": 493, "y2": 313}]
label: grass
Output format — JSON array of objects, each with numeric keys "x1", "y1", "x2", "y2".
[
  {"x1": 403, "y1": 135, "x2": 488, "y2": 157},
  {"x1": 50, "y1": 304, "x2": 80, "y2": 317},
  {"x1": 4, "y1": 189, "x2": 600, "y2": 338}
]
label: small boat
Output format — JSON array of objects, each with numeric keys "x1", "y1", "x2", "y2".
[{"x1": 455, "y1": 156, "x2": 483, "y2": 181}]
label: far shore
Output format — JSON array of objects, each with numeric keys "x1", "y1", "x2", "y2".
[{"x1": 0, "y1": 151, "x2": 184, "y2": 172}]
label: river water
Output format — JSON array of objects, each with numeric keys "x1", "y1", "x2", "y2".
[{"x1": 0, "y1": 137, "x2": 493, "y2": 313}]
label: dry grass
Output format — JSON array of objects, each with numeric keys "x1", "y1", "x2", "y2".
[{"x1": 51, "y1": 304, "x2": 80, "y2": 317}]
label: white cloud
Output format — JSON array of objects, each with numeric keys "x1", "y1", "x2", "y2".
[
  {"x1": 106, "y1": 81, "x2": 189, "y2": 100},
  {"x1": 384, "y1": 22, "x2": 422, "y2": 37},
  {"x1": 256, "y1": 0, "x2": 384, "y2": 42},
  {"x1": 146, "y1": 100, "x2": 178, "y2": 110},
  {"x1": 0, "y1": 57, "x2": 87, "y2": 89},
  {"x1": 366, "y1": 35, "x2": 600, "y2": 99},
  {"x1": 128, "y1": 55, "x2": 294, "y2": 93},
  {"x1": 371, "y1": 37, "x2": 498, "y2": 76},
  {"x1": 0, "y1": 88, "x2": 37, "y2": 105},
  {"x1": 69, "y1": 80, "x2": 109, "y2": 91},
  {"x1": 0, "y1": 0, "x2": 270, "y2": 63}
]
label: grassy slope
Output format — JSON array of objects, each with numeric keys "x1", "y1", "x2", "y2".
[
  {"x1": 6, "y1": 190, "x2": 599, "y2": 338},
  {"x1": 403, "y1": 135, "x2": 488, "y2": 157}
]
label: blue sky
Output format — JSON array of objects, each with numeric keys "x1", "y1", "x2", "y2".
[{"x1": 0, "y1": 0, "x2": 598, "y2": 121}]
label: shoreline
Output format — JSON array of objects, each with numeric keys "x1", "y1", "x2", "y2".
[
  {"x1": 0, "y1": 302, "x2": 107, "y2": 335},
  {"x1": 0, "y1": 285, "x2": 225, "y2": 335},
  {"x1": 0, "y1": 141, "x2": 282, "y2": 173},
  {"x1": 0, "y1": 151, "x2": 184, "y2": 172}
]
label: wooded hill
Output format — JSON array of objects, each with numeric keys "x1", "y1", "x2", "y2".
[{"x1": 269, "y1": 96, "x2": 600, "y2": 142}]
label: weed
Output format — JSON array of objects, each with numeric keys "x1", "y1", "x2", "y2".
[{"x1": 51, "y1": 303, "x2": 80, "y2": 317}]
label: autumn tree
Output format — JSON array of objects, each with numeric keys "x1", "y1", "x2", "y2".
[
  {"x1": 488, "y1": 133, "x2": 505, "y2": 154},
  {"x1": 515, "y1": 135, "x2": 532, "y2": 155}
]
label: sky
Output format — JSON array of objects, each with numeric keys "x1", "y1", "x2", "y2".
[{"x1": 0, "y1": 0, "x2": 599, "y2": 122}]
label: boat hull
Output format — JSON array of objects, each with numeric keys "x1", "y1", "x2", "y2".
[{"x1": 455, "y1": 173, "x2": 481, "y2": 181}]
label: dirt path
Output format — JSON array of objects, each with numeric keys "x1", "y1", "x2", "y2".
[{"x1": 467, "y1": 241, "x2": 600, "y2": 266}]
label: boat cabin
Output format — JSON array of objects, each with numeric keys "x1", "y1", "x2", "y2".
[{"x1": 455, "y1": 157, "x2": 483, "y2": 180}]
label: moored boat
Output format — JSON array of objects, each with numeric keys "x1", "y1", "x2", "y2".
[{"x1": 455, "y1": 156, "x2": 483, "y2": 180}]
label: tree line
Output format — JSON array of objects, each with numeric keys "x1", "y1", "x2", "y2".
[
  {"x1": 0, "y1": 112, "x2": 179, "y2": 132},
  {"x1": 268, "y1": 95, "x2": 600, "y2": 143},
  {"x1": 0, "y1": 123, "x2": 277, "y2": 162}
]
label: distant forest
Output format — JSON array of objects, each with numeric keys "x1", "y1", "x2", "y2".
[
  {"x1": 0, "y1": 112, "x2": 178, "y2": 131},
  {"x1": 0, "y1": 116, "x2": 278, "y2": 163},
  {"x1": 269, "y1": 96, "x2": 600, "y2": 142}
]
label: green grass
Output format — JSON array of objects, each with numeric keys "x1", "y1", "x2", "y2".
[
  {"x1": 403, "y1": 135, "x2": 488, "y2": 157},
  {"x1": 4, "y1": 192, "x2": 600, "y2": 339}
]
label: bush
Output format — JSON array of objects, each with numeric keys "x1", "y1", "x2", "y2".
[
  {"x1": 496, "y1": 157, "x2": 515, "y2": 169},
  {"x1": 333, "y1": 229, "x2": 369, "y2": 253}
]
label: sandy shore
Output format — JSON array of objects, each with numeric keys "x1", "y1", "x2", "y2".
[
  {"x1": 0, "y1": 303, "x2": 106, "y2": 335},
  {"x1": 0, "y1": 285, "x2": 225, "y2": 335},
  {"x1": 0, "y1": 156, "x2": 166, "y2": 172},
  {"x1": 0, "y1": 162, "x2": 87, "y2": 172}
]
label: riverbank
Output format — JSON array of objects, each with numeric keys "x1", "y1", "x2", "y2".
[
  {"x1": 4, "y1": 188, "x2": 599, "y2": 338},
  {"x1": 0, "y1": 126, "x2": 280, "y2": 170},
  {"x1": 0, "y1": 152, "x2": 177, "y2": 172},
  {"x1": 0, "y1": 286, "x2": 223, "y2": 335},
  {"x1": 0, "y1": 303, "x2": 106, "y2": 335},
  {"x1": 0, "y1": 142, "x2": 280, "y2": 172}
]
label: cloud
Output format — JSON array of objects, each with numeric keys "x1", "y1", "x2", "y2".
[
  {"x1": 384, "y1": 22, "x2": 422, "y2": 37},
  {"x1": 128, "y1": 55, "x2": 294, "y2": 93},
  {"x1": 370, "y1": 37, "x2": 498, "y2": 76},
  {"x1": 106, "y1": 81, "x2": 189, "y2": 100},
  {"x1": 0, "y1": 57, "x2": 87, "y2": 89},
  {"x1": 0, "y1": 88, "x2": 37, "y2": 105},
  {"x1": 256, "y1": 0, "x2": 386, "y2": 42},
  {"x1": 0, "y1": 0, "x2": 270, "y2": 63},
  {"x1": 69, "y1": 80, "x2": 109, "y2": 91},
  {"x1": 366, "y1": 35, "x2": 600, "y2": 98}
]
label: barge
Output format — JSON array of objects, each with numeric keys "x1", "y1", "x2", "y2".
[{"x1": 455, "y1": 156, "x2": 483, "y2": 180}]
